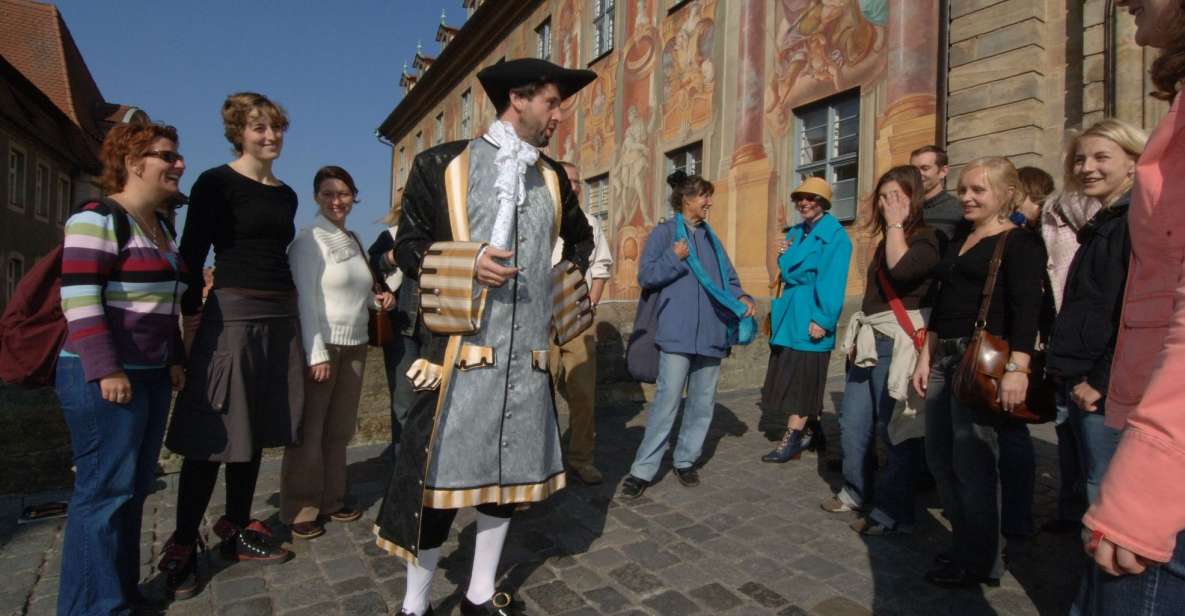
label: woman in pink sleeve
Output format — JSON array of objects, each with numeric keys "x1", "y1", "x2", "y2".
[{"x1": 1077, "y1": 1, "x2": 1185, "y2": 613}]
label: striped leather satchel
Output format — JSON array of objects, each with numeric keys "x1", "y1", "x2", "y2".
[
  {"x1": 420, "y1": 241, "x2": 489, "y2": 335},
  {"x1": 551, "y1": 260, "x2": 594, "y2": 346}
]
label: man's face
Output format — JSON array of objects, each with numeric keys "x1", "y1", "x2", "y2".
[
  {"x1": 910, "y1": 152, "x2": 948, "y2": 196},
  {"x1": 511, "y1": 82, "x2": 563, "y2": 147},
  {"x1": 563, "y1": 164, "x2": 581, "y2": 199}
]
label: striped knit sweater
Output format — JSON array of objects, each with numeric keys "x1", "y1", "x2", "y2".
[{"x1": 60, "y1": 200, "x2": 188, "y2": 382}]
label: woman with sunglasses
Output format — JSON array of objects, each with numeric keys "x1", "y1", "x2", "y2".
[
  {"x1": 55, "y1": 123, "x2": 187, "y2": 615},
  {"x1": 159, "y1": 93, "x2": 301, "y2": 598},
  {"x1": 760, "y1": 177, "x2": 853, "y2": 462},
  {"x1": 1077, "y1": 2, "x2": 1185, "y2": 610}
]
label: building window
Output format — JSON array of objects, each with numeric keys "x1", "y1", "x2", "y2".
[
  {"x1": 415, "y1": 131, "x2": 423, "y2": 153},
  {"x1": 460, "y1": 89, "x2": 473, "y2": 138},
  {"x1": 663, "y1": 142, "x2": 703, "y2": 218},
  {"x1": 591, "y1": 0, "x2": 615, "y2": 59},
  {"x1": 8, "y1": 144, "x2": 27, "y2": 211},
  {"x1": 536, "y1": 18, "x2": 552, "y2": 61},
  {"x1": 794, "y1": 92, "x2": 860, "y2": 222},
  {"x1": 57, "y1": 174, "x2": 71, "y2": 225},
  {"x1": 6, "y1": 254, "x2": 24, "y2": 302},
  {"x1": 434, "y1": 114, "x2": 445, "y2": 146},
  {"x1": 34, "y1": 162, "x2": 50, "y2": 220},
  {"x1": 585, "y1": 174, "x2": 610, "y2": 237}
]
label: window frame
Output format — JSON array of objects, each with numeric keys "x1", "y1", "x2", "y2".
[
  {"x1": 434, "y1": 113, "x2": 445, "y2": 146},
  {"x1": 460, "y1": 89, "x2": 473, "y2": 139},
  {"x1": 791, "y1": 91, "x2": 861, "y2": 223},
  {"x1": 8, "y1": 142, "x2": 27, "y2": 212},
  {"x1": 663, "y1": 141, "x2": 704, "y2": 219},
  {"x1": 56, "y1": 172, "x2": 71, "y2": 226},
  {"x1": 6, "y1": 253, "x2": 25, "y2": 302},
  {"x1": 536, "y1": 18, "x2": 552, "y2": 61},
  {"x1": 584, "y1": 173, "x2": 610, "y2": 237},
  {"x1": 415, "y1": 131, "x2": 423, "y2": 154},
  {"x1": 33, "y1": 161, "x2": 50, "y2": 221},
  {"x1": 590, "y1": 0, "x2": 616, "y2": 62}
]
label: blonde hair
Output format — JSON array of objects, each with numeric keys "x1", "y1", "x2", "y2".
[
  {"x1": 1062, "y1": 119, "x2": 1147, "y2": 199},
  {"x1": 221, "y1": 92, "x2": 289, "y2": 154},
  {"x1": 959, "y1": 157, "x2": 1023, "y2": 216},
  {"x1": 382, "y1": 188, "x2": 404, "y2": 226}
]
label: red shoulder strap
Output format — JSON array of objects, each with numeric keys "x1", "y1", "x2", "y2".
[{"x1": 876, "y1": 261, "x2": 924, "y2": 350}]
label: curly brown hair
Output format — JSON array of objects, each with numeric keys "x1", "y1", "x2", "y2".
[
  {"x1": 97, "y1": 123, "x2": 179, "y2": 195},
  {"x1": 221, "y1": 92, "x2": 289, "y2": 154},
  {"x1": 865, "y1": 165, "x2": 927, "y2": 238}
]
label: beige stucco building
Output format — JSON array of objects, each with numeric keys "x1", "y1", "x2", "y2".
[{"x1": 378, "y1": 0, "x2": 1166, "y2": 301}]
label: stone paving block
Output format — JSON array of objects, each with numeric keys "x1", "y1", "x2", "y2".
[
  {"x1": 24, "y1": 595, "x2": 56, "y2": 616},
  {"x1": 674, "y1": 524, "x2": 718, "y2": 543},
  {"x1": 212, "y1": 575, "x2": 268, "y2": 604},
  {"x1": 789, "y1": 553, "x2": 848, "y2": 580},
  {"x1": 583, "y1": 586, "x2": 632, "y2": 613},
  {"x1": 778, "y1": 605, "x2": 811, "y2": 616},
  {"x1": 665, "y1": 541, "x2": 704, "y2": 562},
  {"x1": 576, "y1": 546, "x2": 625, "y2": 570},
  {"x1": 320, "y1": 555, "x2": 370, "y2": 583},
  {"x1": 689, "y1": 582, "x2": 743, "y2": 611},
  {"x1": 559, "y1": 607, "x2": 601, "y2": 616},
  {"x1": 642, "y1": 589, "x2": 701, "y2": 615},
  {"x1": 811, "y1": 595, "x2": 872, "y2": 616},
  {"x1": 738, "y1": 580, "x2": 790, "y2": 608},
  {"x1": 279, "y1": 601, "x2": 341, "y2": 616},
  {"x1": 265, "y1": 557, "x2": 322, "y2": 586},
  {"x1": 220, "y1": 596, "x2": 274, "y2": 616},
  {"x1": 333, "y1": 575, "x2": 379, "y2": 597},
  {"x1": 0, "y1": 589, "x2": 28, "y2": 615},
  {"x1": 339, "y1": 590, "x2": 387, "y2": 615},
  {"x1": 369, "y1": 554, "x2": 403, "y2": 580},
  {"x1": 652, "y1": 512, "x2": 694, "y2": 528},
  {"x1": 525, "y1": 579, "x2": 587, "y2": 613},
  {"x1": 554, "y1": 564, "x2": 605, "y2": 592},
  {"x1": 620, "y1": 540, "x2": 679, "y2": 570},
  {"x1": 271, "y1": 576, "x2": 335, "y2": 612},
  {"x1": 0, "y1": 570, "x2": 36, "y2": 593},
  {"x1": 608, "y1": 562, "x2": 663, "y2": 596}
]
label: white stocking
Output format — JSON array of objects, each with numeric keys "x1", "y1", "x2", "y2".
[
  {"x1": 465, "y1": 512, "x2": 511, "y2": 605},
  {"x1": 401, "y1": 547, "x2": 440, "y2": 616}
]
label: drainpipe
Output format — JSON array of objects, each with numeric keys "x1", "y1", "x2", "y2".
[
  {"x1": 936, "y1": 0, "x2": 950, "y2": 147},
  {"x1": 1104, "y1": 0, "x2": 1117, "y2": 116}
]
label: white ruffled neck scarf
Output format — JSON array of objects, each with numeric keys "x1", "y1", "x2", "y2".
[{"x1": 484, "y1": 120, "x2": 540, "y2": 250}]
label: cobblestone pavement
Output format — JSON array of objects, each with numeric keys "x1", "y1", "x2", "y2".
[{"x1": 1, "y1": 377, "x2": 1081, "y2": 615}]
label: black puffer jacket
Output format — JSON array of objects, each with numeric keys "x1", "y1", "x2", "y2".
[{"x1": 1047, "y1": 192, "x2": 1132, "y2": 395}]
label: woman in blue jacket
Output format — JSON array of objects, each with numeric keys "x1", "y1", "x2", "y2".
[
  {"x1": 620, "y1": 171, "x2": 755, "y2": 498},
  {"x1": 760, "y1": 177, "x2": 853, "y2": 462}
]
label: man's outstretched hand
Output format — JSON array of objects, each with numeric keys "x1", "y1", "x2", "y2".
[{"x1": 476, "y1": 246, "x2": 519, "y2": 287}]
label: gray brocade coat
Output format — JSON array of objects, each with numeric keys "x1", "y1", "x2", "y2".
[{"x1": 374, "y1": 138, "x2": 593, "y2": 562}]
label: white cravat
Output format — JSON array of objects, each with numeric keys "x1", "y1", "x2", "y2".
[{"x1": 484, "y1": 120, "x2": 539, "y2": 250}]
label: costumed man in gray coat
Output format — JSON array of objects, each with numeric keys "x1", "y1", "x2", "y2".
[{"x1": 375, "y1": 58, "x2": 596, "y2": 616}]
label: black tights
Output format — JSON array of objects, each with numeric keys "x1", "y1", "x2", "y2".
[
  {"x1": 419, "y1": 503, "x2": 516, "y2": 551},
  {"x1": 174, "y1": 453, "x2": 263, "y2": 545}
]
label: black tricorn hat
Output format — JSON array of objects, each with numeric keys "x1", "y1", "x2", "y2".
[{"x1": 477, "y1": 58, "x2": 596, "y2": 111}]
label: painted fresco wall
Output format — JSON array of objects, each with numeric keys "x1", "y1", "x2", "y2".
[{"x1": 390, "y1": 0, "x2": 940, "y2": 300}]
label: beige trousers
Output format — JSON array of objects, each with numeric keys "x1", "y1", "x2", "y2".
[
  {"x1": 280, "y1": 344, "x2": 367, "y2": 524},
  {"x1": 550, "y1": 331, "x2": 597, "y2": 466}
]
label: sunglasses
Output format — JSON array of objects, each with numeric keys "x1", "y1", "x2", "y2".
[{"x1": 145, "y1": 150, "x2": 184, "y2": 164}]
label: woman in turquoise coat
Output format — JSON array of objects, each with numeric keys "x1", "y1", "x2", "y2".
[{"x1": 760, "y1": 177, "x2": 853, "y2": 462}]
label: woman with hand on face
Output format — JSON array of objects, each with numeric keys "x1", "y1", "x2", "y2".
[
  {"x1": 1077, "y1": 1, "x2": 1185, "y2": 611},
  {"x1": 280, "y1": 166, "x2": 393, "y2": 540},
  {"x1": 759, "y1": 177, "x2": 853, "y2": 462},
  {"x1": 911, "y1": 157, "x2": 1047, "y2": 588},
  {"x1": 160, "y1": 93, "x2": 301, "y2": 598},
  {"x1": 56, "y1": 123, "x2": 188, "y2": 616},
  {"x1": 1047, "y1": 120, "x2": 1146, "y2": 509},
  {"x1": 619, "y1": 172, "x2": 755, "y2": 498},
  {"x1": 819, "y1": 166, "x2": 939, "y2": 536}
]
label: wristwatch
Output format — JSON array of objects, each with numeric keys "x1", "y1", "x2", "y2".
[
  {"x1": 888, "y1": 223, "x2": 904, "y2": 230},
  {"x1": 1004, "y1": 361, "x2": 1031, "y2": 374}
]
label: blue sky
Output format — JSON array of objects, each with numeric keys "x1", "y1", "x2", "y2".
[{"x1": 54, "y1": 0, "x2": 459, "y2": 241}]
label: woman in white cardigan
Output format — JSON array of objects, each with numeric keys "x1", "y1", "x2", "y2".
[{"x1": 280, "y1": 165, "x2": 393, "y2": 539}]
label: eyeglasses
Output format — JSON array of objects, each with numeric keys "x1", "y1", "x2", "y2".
[
  {"x1": 318, "y1": 191, "x2": 354, "y2": 202},
  {"x1": 145, "y1": 150, "x2": 184, "y2": 164},
  {"x1": 793, "y1": 194, "x2": 820, "y2": 208}
]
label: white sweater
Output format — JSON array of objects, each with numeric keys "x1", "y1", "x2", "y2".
[{"x1": 288, "y1": 214, "x2": 376, "y2": 365}]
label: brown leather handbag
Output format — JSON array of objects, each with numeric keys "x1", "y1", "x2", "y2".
[
  {"x1": 951, "y1": 229, "x2": 1056, "y2": 423},
  {"x1": 349, "y1": 232, "x2": 396, "y2": 347}
]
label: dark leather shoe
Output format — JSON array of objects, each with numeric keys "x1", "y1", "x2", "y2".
[
  {"x1": 460, "y1": 592, "x2": 524, "y2": 615},
  {"x1": 924, "y1": 564, "x2": 1000, "y2": 588},
  {"x1": 673, "y1": 467, "x2": 700, "y2": 487},
  {"x1": 396, "y1": 607, "x2": 434, "y2": 616},
  {"x1": 620, "y1": 475, "x2": 648, "y2": 499}
]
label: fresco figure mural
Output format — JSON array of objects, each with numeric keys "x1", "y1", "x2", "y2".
[{"x1": 661, "y1": 0, "x2": 717, "y2": 142}]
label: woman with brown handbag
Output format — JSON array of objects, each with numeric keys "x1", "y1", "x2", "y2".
[
  {"x1": 910, "y1": 157, "x2": 1047, "y2": 588},
  {"x1": 280, "y1": 165, "x2": 394, "y2": 539},
  {"x1": 819, "y1": 166, "x2": 940, "y2": 536}
]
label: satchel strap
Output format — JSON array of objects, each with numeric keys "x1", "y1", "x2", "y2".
[
  {"x1": 348, "y1": 231, "x2": 386, "y2": 294},
  {"x1": 875, "y1": 254, "x2": 920, "y2": 345},
  {"x1": 974, "y1": 228, "x2": 1012, "y2": 330}
]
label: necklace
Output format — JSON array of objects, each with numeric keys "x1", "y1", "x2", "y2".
[{"x1": 130, "y1": 213, "x2": 165, "y2": 248}]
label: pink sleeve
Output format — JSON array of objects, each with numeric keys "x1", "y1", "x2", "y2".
[{"x1": 1084, "y1": 255, "x2": 1185, "y2": 563}]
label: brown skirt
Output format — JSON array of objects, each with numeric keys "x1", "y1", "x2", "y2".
[
  {"x1": 165, "y1": 288, "x2": 305, "y2": 463},
  {"x1": 758, "y1": 345, "x2": 831, "y2": 432}
]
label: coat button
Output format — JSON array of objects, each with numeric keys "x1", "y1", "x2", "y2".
[
  {"x1": 508, "y1": 384, "x2": 515, "y2": 391},
  {"x1": 505, "y1": 412, "x2": 512, "y2": 419},
  {"x1": 502, "y1": 440, "x2": 508, "y2": 448}
]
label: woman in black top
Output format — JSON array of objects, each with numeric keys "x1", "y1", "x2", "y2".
[
  {"x1": 911, "y1": 157, "x2": 1047, "y2": 588},
  {"x1": 159, "y1": 93, "x2": 299, "y2": 598},
  {"x1": 818, "y1": 166, "x2": 939, "y2": 535}
]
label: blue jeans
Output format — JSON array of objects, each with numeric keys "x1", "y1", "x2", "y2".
[
  {"x1": 925, "y1": 349, "x2": 1026, "y2": 579},
  {"x1": 1074, "y1": 529, "x2": 1185, "y2": 615},
  {"x1": 999, "y1": 420, "x2": 1036, "y2": 537},
  {"x1": 1067, "y1": 391, "x2": 1121, "y2": 505},
  {"x1": 629, "y1": 352, "x2": 722, "y2": 481},
  {"x1": 1054, "y1": 389, "x2": 1088, "y2": 521},
  {"x1": 54, "y1": 356, "x2": 171, "y2": 615},
  {"x1": 838, "y1": 336, "x2": 920, "y2": 528}
]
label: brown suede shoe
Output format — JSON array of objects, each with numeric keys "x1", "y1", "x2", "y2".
[
  {"x1": 567, "y1": 463, "x2": 603, "y2": 485},
  {"x1": 290, "y1": 520, "x2": 325, "y2": 540}
]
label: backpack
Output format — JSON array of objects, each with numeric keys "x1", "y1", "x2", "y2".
[{"x1": 0, "y1": 199, "x2": 173, "y2": 388}]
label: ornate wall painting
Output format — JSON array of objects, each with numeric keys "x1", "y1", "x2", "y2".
[
  {"x1": 578, "y1": 52, "x2": 618, "y2": 172},
  {"x1": 552, "y1": 0, "x2": 582, "y2": 162},
  {"x1": 660, "y1": 0, "x2": 717, "y2": 144},
  {"x1": 765, "y1": 0, "x2": 887, "y2": 137}
]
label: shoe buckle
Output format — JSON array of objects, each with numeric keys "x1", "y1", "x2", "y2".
[{"x1": 492, "y1": 592, "x2": 512, "y2": 608}]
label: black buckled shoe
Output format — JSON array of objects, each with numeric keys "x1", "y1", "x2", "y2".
[
  {"x1": 672, "y1": 467, "x2": 700, "y2": 487},
  {"x1": 213, "y1": 517, "x2": 293, "y2": 564},
  {"x1": 460, "y1": 592, "x2": 525, "y2": 615},
  {"x1": 157, "y1": 534, "x2": 204, "y2": 601},
  {"x1": 620, "y1": 475, "x2": 648, "y2": 499}
]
